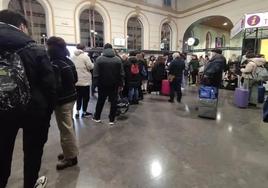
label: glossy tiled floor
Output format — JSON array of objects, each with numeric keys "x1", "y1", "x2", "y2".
[{"x1": 7, "y1": 87, "x2": 268, "y2": 188}]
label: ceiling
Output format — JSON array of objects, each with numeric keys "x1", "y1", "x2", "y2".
[{"x1": 200, "y1": 16, "x2": 233, "y2": 31}]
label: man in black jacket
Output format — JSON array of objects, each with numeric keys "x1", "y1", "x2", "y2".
[
  {"x1": 168, "y1": 52, "x2": 185, "y2": 103},
  {"x1": 93, "y1": 43, "x2": 124, "y2": 125},
  {"x1": 47, "y1": 37, "x2": 79, "y2": 171},
  {"x1": 0, "y1": 10, "x2": 56, "y2": 188},
  {"x1": 202, "y1": 48, "x2": 226, "y2": 88}
]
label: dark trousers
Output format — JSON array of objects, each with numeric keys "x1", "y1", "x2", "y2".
[
  {"x1": 76, "y1": 86, "x2": 90, "y2": 112},
  {"x1": 94, "y1": 87, "x2": 118, "y2": 122},
  {"x1": 0, "y1": 115, "x2": 50, "y2": 188},
  {"x1": 170, "y1": 77, "x2": 182, "y2": 102},
  {"x1": 191, "y1": 70, "x2": 198, "y2": 84}
]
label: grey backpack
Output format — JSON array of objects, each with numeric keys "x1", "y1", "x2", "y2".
[{"x1": 0, "y1": 49, "x2": 31, "y2": 112}]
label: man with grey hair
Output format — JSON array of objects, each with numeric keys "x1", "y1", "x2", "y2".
[{"x1": 168, "y1": 52, "x2": 185, "y2": 103}]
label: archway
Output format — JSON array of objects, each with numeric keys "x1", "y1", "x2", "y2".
[
  {"x1": 161, "y1": 23, "x2": 172, "y2": 51},
  {"x1": 183, "y1": 16, "x2": 233, "y2": 52},
  {"x1": 80, "y1": 9, "x2": 104, "y2": 48},
  {"x1": 8, "y1": 0, "x2": 47, "y2": 43},
  {"x1": 127, "y1": 17, "x2": 143, "y2": 50}
]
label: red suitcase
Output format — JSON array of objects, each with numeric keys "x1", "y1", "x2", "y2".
[{"x1": 161, "y1": 80, "x2": 170, "y2": 96}]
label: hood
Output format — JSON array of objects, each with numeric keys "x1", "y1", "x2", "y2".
[
  {"x1": 102, "y1": 48, "x2": 115, "y2": 57},
  {"x1": 211, "y1": 53, "x2": 226, "y2": 62},
  {"x1": 128, "y1": 56, "x2": 137, "y2": 64},
  {"x1": 74, "y1": 49, "x2": 84, "y2": 56},
  {"x1": 251, "y1": 57, "x2": 266, "y2": 66},
  {"x1": 0, "y1": 23, "x2": 34, "y2": 51}
]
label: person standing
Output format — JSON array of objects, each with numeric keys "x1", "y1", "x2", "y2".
[
  {"x1": 71, "y1": 44, "x2": 94, "y2": 118},
  {"x1": 189, "y1": 54, "x2": 200, "y2": 85},
  {"x1": 168, "y1": 53, "x2": 185, "y2": 103},
  {"x1": 92, "y1": 43, "x2": 124, "y2": 125},
  {"x1": 47, "y1": 37, "x2": 79, "y2": 171},
  {"x1": 125, "y1": 51, "x2": 142, "y2": 104},
  {"x1": 201, "y1": 48, "x2": 226, "y2": 90},
  {"x1": 152, "y1": 56, "x2": 167, "y2": 94},
  {"x1": 0, "y1": 10, "x2": 56, "y2": 188}
]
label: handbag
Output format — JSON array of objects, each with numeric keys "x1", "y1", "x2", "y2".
[
  {"x1": 168, "y1": 74, "x2": 175, "y2": 82},
  {"x1": 263, "y1": 97, "x2": 268, "y2": 122}
]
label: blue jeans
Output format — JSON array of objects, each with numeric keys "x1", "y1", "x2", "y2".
[{"x1": 128, "y1": 87, "x2": 139, "y2": 102}]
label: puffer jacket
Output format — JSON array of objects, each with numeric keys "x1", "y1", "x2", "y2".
[
  {"x1": 0, "y1": 22, "x2": 56, "y2": 118},
  {"x1": 241, "y1": 57, "x2": 266, "y2": 79},
  {"x1": 202, "y1": 54, "x2": 226, "y2": 87},
  {"x1": 93, "y1": 48, "x2": 124, "y2": 88},
  {"x1": 71, "y1": 49, "x2": 94, "y2": 86}
]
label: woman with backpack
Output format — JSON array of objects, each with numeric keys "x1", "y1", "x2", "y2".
[
  {"x1": 126, "y1": 51, "x2": 142, "y2": 104},
  {"x1": 47, "y1": 37, "x2": 79, "y2": 170}
]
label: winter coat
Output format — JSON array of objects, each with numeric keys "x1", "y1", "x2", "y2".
[
  {"x1": 189, "y1": 59, "x2": 199, "y2": 71},
  {"x1": 93, "y1": 48, "x2": 124, "y2": 88},
  {"x1": 0, "y1": 22, "x2": 56, "y2": 118},
  {"x1": 51, "y1": 58, "x2": 78, "y2": 105},
  {"x1": 202, "y1": 54, "x2": 226, "y2": 87},
  {"x1": 168, "y1": 58, "x2": 185, "y2": 78},
  {"x1": 241, "y1": 58, "x2": 266, "y2": 79},
  {"x1": 125, "y1": 56, "x2": 142, "y2": 88},
  {"x1": 71, "y1": 50, "x2": 94, "y2": 86},
  {"x1": 152, "y1": 63, "x2": 166, "y2": 81}
]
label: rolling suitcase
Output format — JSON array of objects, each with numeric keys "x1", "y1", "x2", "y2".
[
  {"x1": 258, "y1": 85, "x2": 265, "y2": 103},
  {"x1": 234, "y1": 88, "x2": 249, "y2": 108},
  {"x1": 198, "y1": 98, "x2": 218, "y2": 119},
  {"x1": 234, "y1": 76, "x2": 249, "y2": 108},
  {"x1": 161, "y1": 80, "x2": 170, "y2": 96}
]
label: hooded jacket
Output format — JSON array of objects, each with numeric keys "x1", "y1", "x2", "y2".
[
  {"x1": 93, "y1": 48, "x2": 124, "y2": 88},
  {"x1": 168, "y1": 57, "x2": 185, "y2": 78},
  {"x1": 0, "y1": 22, "x2": 56, "y2": 118},
  {"x1": 71, "y1": 49, "x2": 94, "y2": 86}
]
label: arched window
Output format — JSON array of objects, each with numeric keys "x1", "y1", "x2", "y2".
[
  {"x1": 8, "y1": 0, "x2": 47, "y2": 44},
  {"x1": 222, "y1": 35, "x2": 226, "y2": 47},
  {"x1": 161, "y1": 23, "x2": 171, "y2": 51},
  {"x1": 127, "y1": 17, "x2": 143, "y2": 50},
  {"x1": 80, "y1": 9, "x2": 104, "y2": 48},
  {"x1": 205, "y1": 32, "x2": 212, "y2": 49}
]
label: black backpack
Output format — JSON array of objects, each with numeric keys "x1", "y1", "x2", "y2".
[{"x1": 0, "y1": 49, "x2": 31, "y2": 112}]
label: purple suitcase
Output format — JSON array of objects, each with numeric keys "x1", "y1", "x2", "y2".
[{"x1": 234, "y1": 88, "x2": 249, "y2": 108}]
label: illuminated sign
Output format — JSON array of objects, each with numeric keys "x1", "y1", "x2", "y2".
[{"x1": 245, "y1": 12, "x2": 268, "y2": 29}]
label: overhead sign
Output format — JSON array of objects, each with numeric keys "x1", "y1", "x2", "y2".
[
  {"x1": 113, "y1": 38, "x2": 125, "y2": 46},
  {"x1": 231, "y1": 17, "x2": 245, "y2": 38},
  {"x1": 245, "y1": 12, "x2": 268, "y2": 29}
]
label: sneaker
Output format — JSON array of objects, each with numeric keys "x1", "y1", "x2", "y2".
[
  {"x1": 92, "y1": 118, "x2": 101, "y2": 123},
  {"x1": 57, "y1": 153, "x2": 64, "y2": 161},
  {"x1": 56, "y1": 157, "x2": 78, "y2": 170},
  {"x1": 34, "y1": 176, "x2": 48, "y2": 188},
  {"x1": 82, "y1": 112, "x2": 92, "y2": 118},
  {"x1": 109, "y1": 121, "x2": 115, "y2": 126}
]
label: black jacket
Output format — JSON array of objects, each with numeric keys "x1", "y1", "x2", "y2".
[
  {"x1": 152, "y1": 63, "x2": 166, "y2": 81},
  {"x1": 52, "y1": 58, "x2": 78, "y2": 105},
  {"x1": 93, "y1": 48, "x2": 124, "y2": 88},
  {"x1": 202, "y1": 54, "x2": 226, "y2": 87},
  {"x1": 168, "y1": 58, "x2": 185, "y2": 78},
  {"x1": 125, "y1": 56, "x2": 142, "y2": 88},
  {"x1": 0, "y1": 23, "x2": 56, "y2": 118}
]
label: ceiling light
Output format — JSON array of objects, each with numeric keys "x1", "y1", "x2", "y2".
[
  {"x1": 223, "y1": 22, "x2": 228, "y2": 26},
  {"x1": 94, "y1": 32, "x2": 98, "y2": 35},
  {"x1": 90, "y1": 30, "x2": 95, "y2": 33}
]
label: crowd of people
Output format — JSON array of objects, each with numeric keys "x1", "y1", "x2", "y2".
[{"x1": 0, "y1": 9, "x2": 267, "y2": 188}]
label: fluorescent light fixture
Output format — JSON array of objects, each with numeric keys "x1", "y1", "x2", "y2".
[{"x1": 223, "y1": 22, "x2": 228, "y2": 26}]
